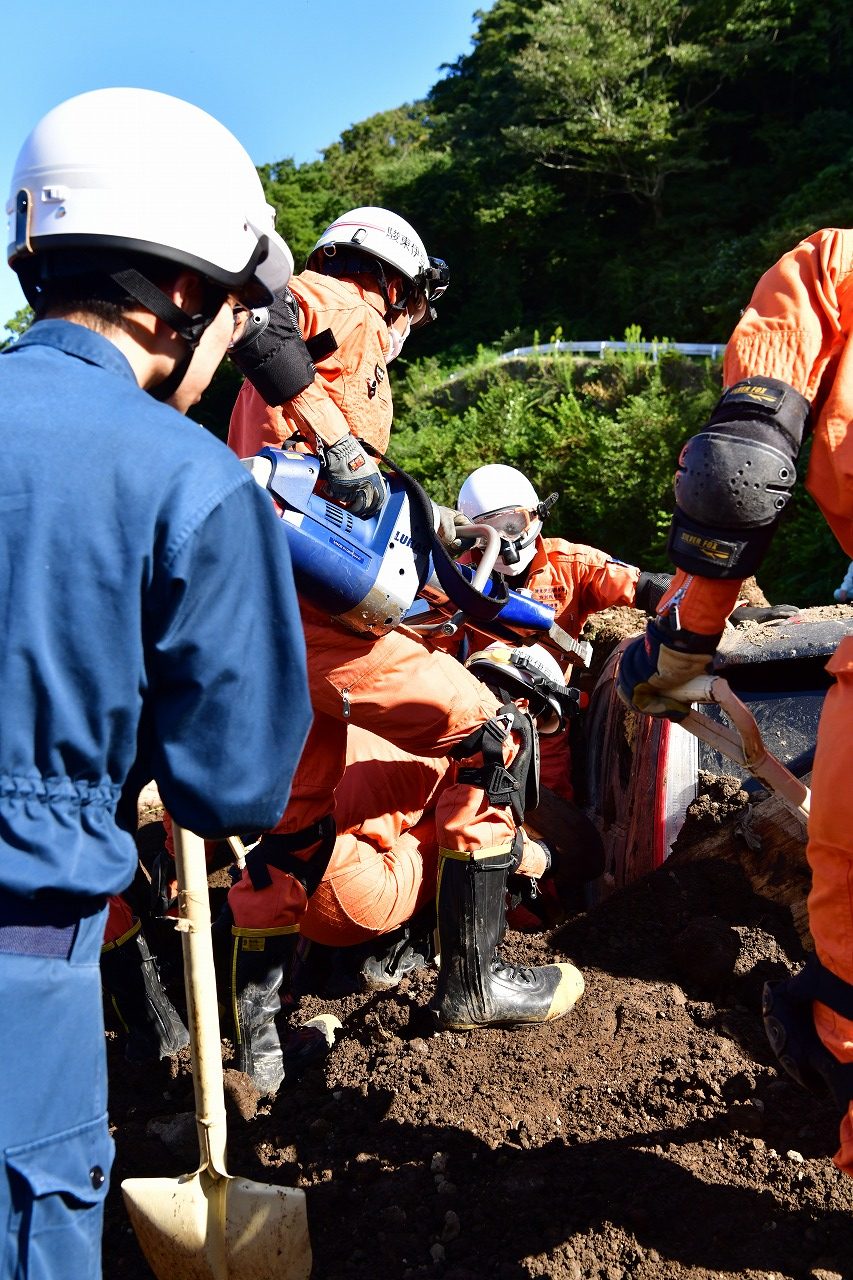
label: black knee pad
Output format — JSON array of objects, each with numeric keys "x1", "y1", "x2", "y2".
[{"x1": 453, "y1": 704, "x2": 538, "y2": 823}]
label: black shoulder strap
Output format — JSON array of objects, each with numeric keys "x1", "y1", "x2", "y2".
[{"x1": 361, "y1": 441, "x2": 509, "y2": 623}]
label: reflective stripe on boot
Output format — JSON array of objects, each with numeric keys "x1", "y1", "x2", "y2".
[{"x1": 432, "y1": 847, "x2": 584, "y2": 1030}]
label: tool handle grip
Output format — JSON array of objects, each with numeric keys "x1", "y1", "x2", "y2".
[{"x1": 173, "y1": 825, "x2": 229, "y2": 1177}]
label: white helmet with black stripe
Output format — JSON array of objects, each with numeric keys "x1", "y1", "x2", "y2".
[
  {"x1": 465, "y1": 642, "x2": 575, "y2": 735},
  {"x1": 7, "y1": 87, "x2": 293, "y2": 309},
  {"x1": 307, "y1": 206, "x2": 448, "y2": 330}
]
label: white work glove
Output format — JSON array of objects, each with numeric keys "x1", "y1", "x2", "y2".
[{"x1": 435, "y1": 505, "x2": 475, "y2": 559}]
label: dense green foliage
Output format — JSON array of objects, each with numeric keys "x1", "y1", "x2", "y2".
[
  {"x1": 5, "y1": 0, "x2": 851, "y2": 600},
  {"x1": 389, "y1": 343, "x2": 842, "y2": 605}
]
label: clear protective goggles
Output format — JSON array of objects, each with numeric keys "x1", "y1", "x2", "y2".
[{"x1": 477, "y1": 505, "x2": 541, "y2": 539}]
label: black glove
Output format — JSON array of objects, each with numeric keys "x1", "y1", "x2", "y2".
[
  {"x1": 318, "y1": 435, "x2": 386, "y2": 518},
  {"x1": 730, "y1": 603, "x2": 800, "y2": 624}
]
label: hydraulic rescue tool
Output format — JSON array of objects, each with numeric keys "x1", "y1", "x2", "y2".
[{"x1": 244, "y1": 446, "x2": 593, "y2": 666}]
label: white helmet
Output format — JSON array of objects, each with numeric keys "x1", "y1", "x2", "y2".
[
  {"x1": 307, "y1": 206, "x2": 448, "y2": 329},
  {"x1": 465, "y1": 642, "x2": 574, "y2": 735},
  {"x1": 458, "y1": 464, "x2": 553, "y2": 576},
  {"x1": 7, "y1": 88, "x2": 293, "y2": 308}
]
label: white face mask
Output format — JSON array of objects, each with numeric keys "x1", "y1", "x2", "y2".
[{"x1": 386, "y1": 315, "x2": 411, "y2": 362}]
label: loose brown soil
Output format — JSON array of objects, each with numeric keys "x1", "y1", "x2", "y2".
[{"x1": 104, "y1": 848, "x2": 853, "y2": 1280}]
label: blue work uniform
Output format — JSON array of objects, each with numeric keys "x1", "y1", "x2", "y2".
[{"x1": 0, "y1": 320, "x2": 311, "y2": 1279}]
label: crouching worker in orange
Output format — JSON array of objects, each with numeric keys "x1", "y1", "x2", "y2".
[
  {"x1": 298, "y1": 643, "x2": 581, "y2": 994},
  {"x1": 214, "y1": 211, "x2": 583, "y2": 1093},
  {"x1": 617, "y1": 227, "x2": 853, "y2": 1180}
]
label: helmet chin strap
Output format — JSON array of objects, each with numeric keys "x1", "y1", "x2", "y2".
[{"x1": 112, "y1": 267, "x2": 213, "y2": 402}]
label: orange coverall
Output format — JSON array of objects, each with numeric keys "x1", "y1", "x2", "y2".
[
  {"x1": 655, "y1": 228, "x2": 853, "y2": 1175},
  {"x1": 302, "y1": 726, "x2": 549, "y2": 946},
  {"x1": 229, "y1": 269, "x2": 393, "y2": 457},
  {"x1": 226, "y1": 273, "x2": 523, "y2": 936}
]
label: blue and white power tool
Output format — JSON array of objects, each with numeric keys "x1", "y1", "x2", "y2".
[{"x1": 244, "y1": 446, "x2": 592, "y2": 665}]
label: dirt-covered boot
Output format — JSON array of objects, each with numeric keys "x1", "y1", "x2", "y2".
[
  {"x1": 100, "y1": 921, "x2": 189, "y2": 1065},
  {"x1": 432, "y1": 848, "x2": 584, "y2": 1030},
  {"x1": 220, "y1": 922, "x2": 299, "y2": 1095}
]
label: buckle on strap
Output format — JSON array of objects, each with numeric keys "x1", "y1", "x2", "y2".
[{"x1": 245, "y1": 814, "x2": 337, "y2": 894}]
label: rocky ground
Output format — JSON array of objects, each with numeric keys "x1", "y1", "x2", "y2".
[{"x1": 102, "y1": 596, "x2": 853, "y2": 1279}]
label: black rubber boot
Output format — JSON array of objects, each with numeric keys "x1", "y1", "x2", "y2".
[
  {"x1": 100, "y1": 922, "x2": 190, "y2": 1065},
  {"x1": 432, "y1": 849, "x2": 584, "y2": 1030},
  {"x1": 222, "y1": 925, "x2": 299, "y2": 1095},
  {"x1": 763, "y1": 959, "x2": 853, "y2": 1111}
]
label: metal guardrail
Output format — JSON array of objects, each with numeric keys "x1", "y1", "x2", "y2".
[{"x1": 499, "y1": 340, "x2": 725, "y2": 363}]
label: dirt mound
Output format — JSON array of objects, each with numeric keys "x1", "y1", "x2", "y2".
[{"x1": 104, "y1": 846, "x2": 853, "y2": 1279}]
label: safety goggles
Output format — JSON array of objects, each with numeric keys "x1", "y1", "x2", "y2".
[
  {"x1": 477, "y1": 505, "x2": 541, "y2": 539},
  {"x1": 406, "y1": 257, "x2": 450, "y2": 331}
]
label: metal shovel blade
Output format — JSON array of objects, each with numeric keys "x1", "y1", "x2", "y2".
[
  {"x1": 121, "y1": 825, "x2": 312, "y2": 1280},
  {"x1": 122, "y1": 1169, "x2": 311, "y2": 1280}
]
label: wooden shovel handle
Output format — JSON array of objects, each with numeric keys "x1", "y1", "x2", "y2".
[{"x1": 172, "y1": 825, "x2": 229, "y2": 1179}]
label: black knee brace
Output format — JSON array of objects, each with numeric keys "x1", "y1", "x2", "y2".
[
  {"x1": 453, "y1": 704, "x2": 539, "y2": 824},
  {"x1": 244, "y1": 815, "x2": 337, "y2": 896},
  {"x1": 229, "y1": 287, "x2": 336, "y2": 407}
]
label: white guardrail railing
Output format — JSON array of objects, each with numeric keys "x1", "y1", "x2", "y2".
[{"x1": 499, "y1": 340, "x2": 725, "y2": 363}]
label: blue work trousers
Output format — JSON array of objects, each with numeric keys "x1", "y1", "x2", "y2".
[{"x1": 0, "y1": 901, "x2": 112, "y2": 1280}]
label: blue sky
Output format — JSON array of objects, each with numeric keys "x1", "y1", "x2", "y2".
[{"x1": 1, "y1": 0, "x2": 490, "y2": 329}]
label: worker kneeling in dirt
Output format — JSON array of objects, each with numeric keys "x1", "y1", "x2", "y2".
[
  {"x1": 295, "y1": 643, "x2": 582, "y2": 996},
  {"x1": 210, "y1": 212, "x2": 584, "y2": 1092},
  {"x1": 618, "y1": 227, "x2": 853, "y2": 1181}
]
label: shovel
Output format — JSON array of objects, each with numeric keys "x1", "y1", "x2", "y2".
[
  {"x1": 668, "y1": 674, "x2": 810, "y2": 829},
  {"x1": 122, "y1": 825, "x2": 312, "y2": 1280}
]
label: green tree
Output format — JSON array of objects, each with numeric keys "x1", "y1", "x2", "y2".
[{"x1": 2, "y1": 305, "x2": 33, "y2": 350}]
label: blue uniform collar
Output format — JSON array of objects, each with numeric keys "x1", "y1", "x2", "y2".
[{"x1": 5, "y1": 319, "x2": 138, "y2": 385}]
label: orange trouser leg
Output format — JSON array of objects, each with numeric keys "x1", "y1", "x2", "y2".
[
  {"x1": 301, "y1": 818, "x2": 439, "y2": 946},
  {"x1": 236, "y1": 602, "x2": 518, "y2": 930},
  {"x1": 295, "y1": 601, "x2": 517, "y2": 856},
  {"x1": 228, "y1": 866, "x2": 309, "y2": 932},
  {"x1": 806, "y1": 635, "x2": 853, "y2": 1176}
]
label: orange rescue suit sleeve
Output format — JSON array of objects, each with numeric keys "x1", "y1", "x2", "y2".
[
  {"x1": 659, "y1": 230, "x2": 853, "y2": 635},
  {"x1": 228, "y1": 271, "x2": 394, "y2": 459}
]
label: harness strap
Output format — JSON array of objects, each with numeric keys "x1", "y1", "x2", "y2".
[
  {"x1": 361, "y1": 441, "x2": 509, "y2": 623},
  {"x1": 245, "y1": 814, "x2": 337, "y2": 896}
]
